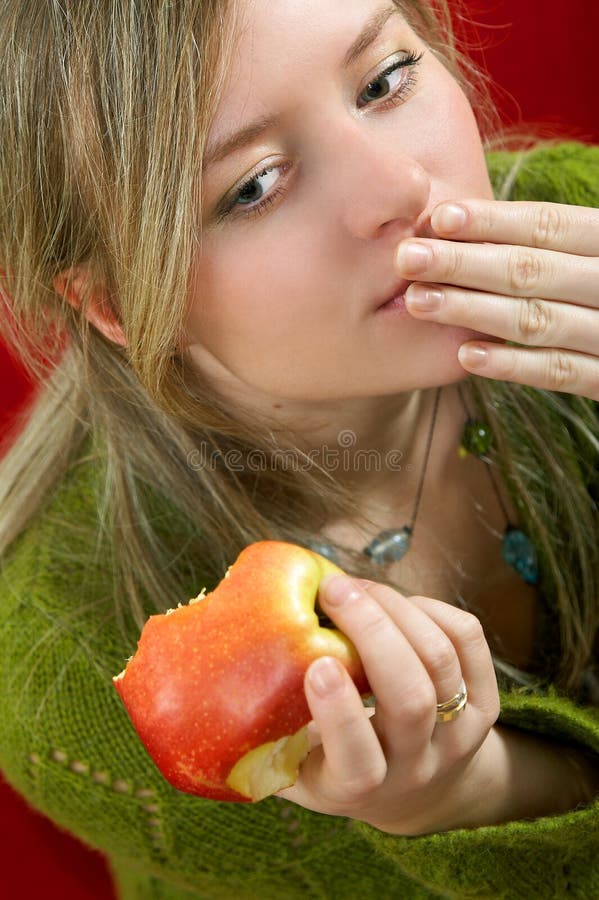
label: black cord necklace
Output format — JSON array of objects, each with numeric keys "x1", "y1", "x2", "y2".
[{"x1": 308, "y1": 384, "x2": 539, "y2": 585}]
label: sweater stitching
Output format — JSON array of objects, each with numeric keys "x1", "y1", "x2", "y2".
[
  {"x1": 8, "y1": 598, "x2": 119, "y2": 731},
  {"x1": 32, "y1": 745, "x2": 169, "y2": 860}
]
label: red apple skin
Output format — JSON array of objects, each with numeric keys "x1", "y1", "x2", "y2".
[{"x1": 114, "y1": 541, "x2": 370, "y2": 802}]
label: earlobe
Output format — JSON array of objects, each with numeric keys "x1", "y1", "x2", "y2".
[{"x1": 53, "y1": 268, "x2": 127, "y2": 348}]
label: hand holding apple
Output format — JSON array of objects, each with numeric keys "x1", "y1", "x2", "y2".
[
  {"x1": 275, "y1": 576, "x2": 503, "y2": 835},
  {"x1": 113, "y1": 541, "x2": 370, "y2": 802}
]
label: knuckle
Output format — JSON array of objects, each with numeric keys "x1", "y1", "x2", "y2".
[
  {"x1": 359, "y1": 608, "x2": 391, "y2": 642},
  {"x1": 517, "y1": 298, "x2": 552, "y2": 344},
  {"x1": 405, "y1": 760, "x2": 435, "y2": 794},
  {"x1": 486, "y1": 693, "x2": 501, "y2": 724},
  {"x1": 399, "y1": 684, "x2": 437, "y2": 727},
  {"x1": 475, "y1": 693, "x2": 501, "y2": 731},
  {"x1": 547, "y1": 350, "x2": 576, "y2": 390},
  {"x1": 427, "y1": 635, "x2": 458, "y2": 682},
  {"x1": 531, "y1": 205, "x2": 563, "y2": 247},
  {"x1": 454, "y1": 610, "x2": 486, "y2": 647},
  {"x1": 341, "y1": 763, "x2": 388, "y2": 800},
  {"x1": 442, "y1": 242, "x2": 462, "y2": 280},
  {"x1": 479, "y1": 203, "x2": 496, "y2": 235},
  {"x1": 508, "y1": 248, "x2": 543, "y2": 293}
]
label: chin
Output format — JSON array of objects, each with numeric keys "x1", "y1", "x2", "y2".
[
  {"x1": 438, "y1": 323, "x2": 499, "y2": 354},
  {"x1": 409, "y1": 326, "x2": 496, "y2": 389}
]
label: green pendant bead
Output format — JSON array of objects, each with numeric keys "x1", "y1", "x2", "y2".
[{"x1": 459, "y1": 419, "x2": 493, "y2": 458}]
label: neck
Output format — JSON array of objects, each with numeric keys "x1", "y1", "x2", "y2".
[
  {"x1": 265, "y1": 378, "x2": 472, "y2": 525},
  {"x1": 205, "y1": 365, "x2": 474, "y2": 525},
  {"x1": 325, "y1": 383, "x2": 466, "y2": 508}
]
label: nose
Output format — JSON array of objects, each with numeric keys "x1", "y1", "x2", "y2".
[{"x1": 332, "y1": 124, "x2": 431, "y2": 241}]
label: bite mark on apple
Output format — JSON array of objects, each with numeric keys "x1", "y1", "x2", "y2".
[{"x1": 226, "y1": 725, "x2": 310, "y2": 801}]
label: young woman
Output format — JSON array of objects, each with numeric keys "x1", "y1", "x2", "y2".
[{"x1": 1, "y1": 1, "x2": 598, "y2": 897}]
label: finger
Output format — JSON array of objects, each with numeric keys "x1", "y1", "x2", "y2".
[
  {"x1": 456, "y1": 342, "x2": 599, "y2": 402},
  {"x1": 431, "y1": 200, "x2": 599, "y2": 257},
  {"x1": 298, "y1": 656, "x2": 387, "y2": 805},
  {"x1": 353, "y1": 582, "x2": 495, "y2": 753},
  {"x1": 353, "y1": 579, "x2": 463, "y2": 710},
  {"x1": 396, "y1": 238, "x2": 598, "y2": 306},
  {"x1": 305, "y1": 657, "x2": 387, "y2": 796},
  {"x1": 277, "y1": 706, "x2": 376, "y2": 802},
  {"x1": 318, "y1": 575, "x2": 437, "y2": 741},
  {"x1": 405, "y1": 284, "x2": 599, "y2": 356},
  {"x1": 407, "y1": 595, "x2": 498, "y2": 721}
]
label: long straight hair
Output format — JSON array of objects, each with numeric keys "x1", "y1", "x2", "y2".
[{"x1": 0, "y1": 0, "x2": 597, "y2": 694}]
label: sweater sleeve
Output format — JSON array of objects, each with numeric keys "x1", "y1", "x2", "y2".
[{"x1": 352, "y1": 688, "x2": 599, "y2": 898}]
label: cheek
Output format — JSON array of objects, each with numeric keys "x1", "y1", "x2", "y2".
[
  {"x1": 443, "y1": 88, "x2": 487, "y2": 168},
  {"x1": 186, "y1": 231, "x2": 318, "y2": 350}
]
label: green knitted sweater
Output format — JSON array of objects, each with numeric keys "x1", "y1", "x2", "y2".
[{"x1": 2, "y1": 143, "x2": 599, "y2": 900}]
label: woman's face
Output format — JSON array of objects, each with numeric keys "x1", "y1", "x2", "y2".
[{"x1": 186, "y1": 0, "x2": 494, "y2": 411}]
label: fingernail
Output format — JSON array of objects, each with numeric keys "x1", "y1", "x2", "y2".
[
  {"x1": 458, "y1": 344, "x2": 488, "y2": 368},
  {"x1": 396, "y1": 241, "x2": 432, "y2": 275},
  {"x1": 406, "y1": 285, "x2": 444, "y2": 312},
  {"x1": 309, "y1": 657, "x2": 344, "y2": 696},
  {"x1": 319, "y1": 573, "x2": 362, "y2": 606},
  {"x1": 432, "y1": 203, "x2": 467, "y2": 234}
]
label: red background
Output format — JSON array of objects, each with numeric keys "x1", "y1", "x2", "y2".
[{"x1": 2, "y1": 2, "x2": 598, "y2": 898}]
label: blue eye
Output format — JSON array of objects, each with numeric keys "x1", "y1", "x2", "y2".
[{"x1": 217, "y1": 49, "x2": 424, "y2": 223}]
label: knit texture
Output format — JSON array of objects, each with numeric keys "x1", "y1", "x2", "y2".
[{"x1": 1, "y1": 143, "x2": 599, "y2": 900}]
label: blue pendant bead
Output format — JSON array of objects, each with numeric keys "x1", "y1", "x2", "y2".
[
  {"x1": 364, "y1": 526, "x2": 413, "y2": 564},
  {"x1": 501, "y1": 526, "x2": 539, "y2": 585},
  {"x1": 307, "y1": 541, "x2": 341, "y2": 566}
]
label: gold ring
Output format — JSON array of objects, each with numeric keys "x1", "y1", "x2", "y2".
[{"x1": 435, "y1": 679, "x2": 468, "y2": 724}]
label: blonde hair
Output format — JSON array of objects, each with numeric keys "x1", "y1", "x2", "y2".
[{"x1": 0, "y1": 0, "x2": 597, "y2": 693}]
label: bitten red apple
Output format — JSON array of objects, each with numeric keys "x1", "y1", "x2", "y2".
[{"x1": 113, "y1": 541, "x2": 370, "y2": 802}]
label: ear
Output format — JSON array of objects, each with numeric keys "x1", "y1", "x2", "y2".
[{"x1": 53, "y1": 267, "x2": 127, "y2": 347}]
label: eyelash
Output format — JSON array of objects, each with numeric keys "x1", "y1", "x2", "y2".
[{"x1": 217, "y1": 49, "x2": 424, "y2": 223}]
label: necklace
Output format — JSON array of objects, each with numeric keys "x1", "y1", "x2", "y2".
[{"x1": 308, "y1": 383, "x2": 539, "y2": 585}]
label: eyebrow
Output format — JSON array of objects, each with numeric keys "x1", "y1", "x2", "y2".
[{"x1": 203, "y1": 5, "x2": 398, "y2": 170}]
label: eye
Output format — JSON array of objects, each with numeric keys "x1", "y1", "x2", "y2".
[
  {"x1": 217, "y1": 161, "x2": 290, "y2": 222},
  {"x1": 215, "y1": 49, "x2": 424, "y2": 223},
  {"x1": 357, "y1": 50, "x2": 423, "y2": 109},
  {"x1": 235, "y1": 165, "x2": 281, "y2": 208}
]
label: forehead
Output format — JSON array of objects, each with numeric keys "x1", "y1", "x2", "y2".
[
  {"x1": 231, "y1": 0, "x2": 398, "y2": 58},
  {"x1": 211, "y1": 0, "x2": 402, "y2": 124}
]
